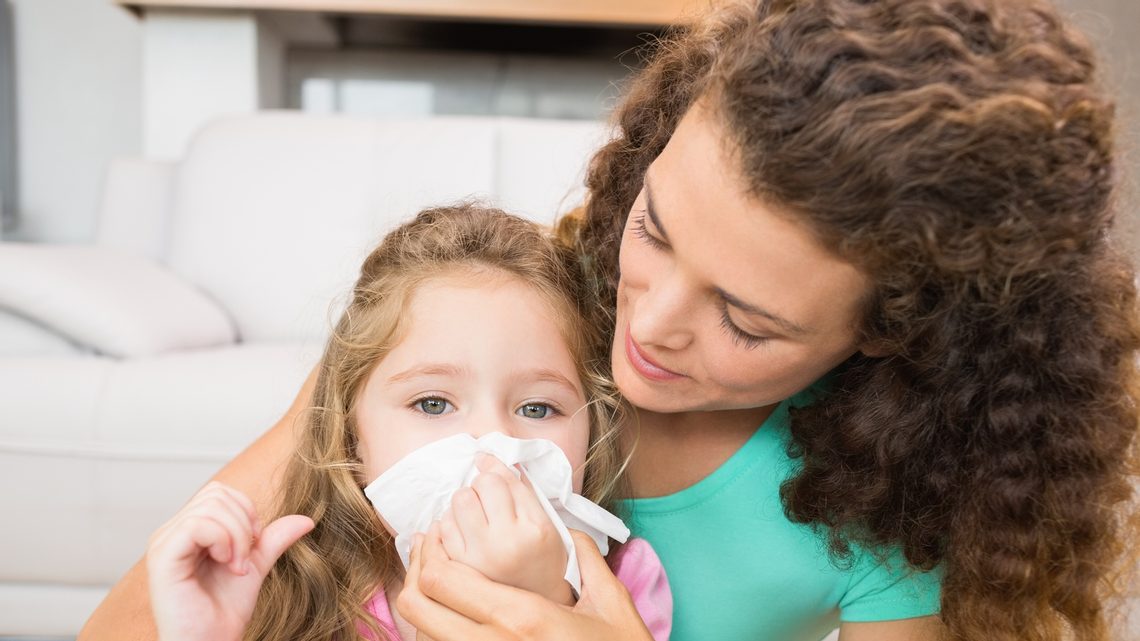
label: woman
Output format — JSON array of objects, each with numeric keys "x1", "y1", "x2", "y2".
[{"x1": 81, "y1": 1, "x2": 1140, "y2": 640}]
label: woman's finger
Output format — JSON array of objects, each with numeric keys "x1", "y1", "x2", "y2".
[
  {"x1": 397, "y1": 534, "x2": 490, "y2": 641},
  {"x1": 567, "y1": 531, "x2": 654, "y2": 640},
  {"x1": 416, "y1": 534, "x2": 554, "y2": 627}
]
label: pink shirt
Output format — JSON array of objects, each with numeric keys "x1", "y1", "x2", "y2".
[{"x1": 364, "y1": 537, "x2": 672, "y2": 640}]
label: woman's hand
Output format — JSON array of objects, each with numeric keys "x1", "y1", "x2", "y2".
[
  {"x1": 396, "y1": 526, "x2": 654, "y2": 641},
  {"x1": 145, "y1": 481, "x2": 314, "y2": 641},
  {"x1": 437, "y1": 454, "x2": 572, "y2": 605}
]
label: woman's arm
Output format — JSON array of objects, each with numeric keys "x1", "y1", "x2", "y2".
[
  {"x1": 77, "y1": 366, "x2": 319, "y2": 641},
  {"x1": 839, "y1": 617, "x2": 946, "y2": 641}
]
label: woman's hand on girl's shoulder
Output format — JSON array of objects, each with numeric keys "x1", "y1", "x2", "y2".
[
  {"x1": 396, "y1": 527, "x2": 654, "y2": 641},
  {"x1": 145, "y1": 481, "x2": 314, "y2": 641}
]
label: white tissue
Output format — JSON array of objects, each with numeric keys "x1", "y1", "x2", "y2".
[{"x1": 363, "y1": 432, "x2": 630, "y2": 594}]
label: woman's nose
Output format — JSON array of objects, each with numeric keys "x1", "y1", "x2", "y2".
[{"x1": 629, "y1": 270, "x2": 694, "y2": 351}]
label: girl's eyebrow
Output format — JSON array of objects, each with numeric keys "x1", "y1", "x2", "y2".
[
  {"x1": 512, "y1": 368, "x2": 583, "y2": 398},
  {"x1": 386, "y1": 364, "x2": 467, "y2": 384}
]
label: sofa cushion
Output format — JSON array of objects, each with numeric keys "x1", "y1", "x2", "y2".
[
  {"x1": 164, "y1": 113, "x2": 606, "y2": 343},
  {"x1": 165, "y1": 114, "x2": 500, "y2": 343},
  {"x1": 0, "y1": 244, "x2": 237, "y2": 357}
]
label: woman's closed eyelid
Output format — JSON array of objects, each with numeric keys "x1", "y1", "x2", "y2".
[
  {"x1": 720, "y1": 305, "x2": 771, "y2": 349},
  {"x1": 633, "y1": 213, "x2": 668, "y2": 249}
]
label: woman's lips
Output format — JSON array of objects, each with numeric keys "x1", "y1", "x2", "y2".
[{"x1": 625, "y1": 328, "x2": 685, "y2": 381}]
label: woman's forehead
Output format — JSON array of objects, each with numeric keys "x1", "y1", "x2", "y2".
[{"x1": 647, "y1": 104, "x2": 871, "y2": 333}]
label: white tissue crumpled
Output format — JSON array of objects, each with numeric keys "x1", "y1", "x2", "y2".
[{"x1": 363, "y1": 432, "x2": 630, "y2": 594}]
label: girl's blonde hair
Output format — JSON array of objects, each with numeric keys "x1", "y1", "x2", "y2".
[{"x1": 244, "y1": 204, "x2": 627, "y2": 641}]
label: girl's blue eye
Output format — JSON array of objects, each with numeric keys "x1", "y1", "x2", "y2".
[
  {"x1": 416, "y1": 397, "x2": 451, "y2": 416},
  {"x1": 517, "y1": 403, "x2": 553, "y2": 419}
]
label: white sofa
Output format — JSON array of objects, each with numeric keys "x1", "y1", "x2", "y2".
[{"x1": 0, "y1": 112, "x2": 608, "y2": 636}]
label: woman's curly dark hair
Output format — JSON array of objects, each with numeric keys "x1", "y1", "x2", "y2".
[{"x1": 567, "y1": 1, "x2": 1140, "y2": 639}]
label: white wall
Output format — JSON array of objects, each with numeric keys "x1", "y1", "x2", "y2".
[
  {"x1": 288, "y1": 48, "x2": 625, "y2": 121},
  {"x1": 4, "y1": 1, "x2": 1139, "y2": 251},
  {"x1": 1057, "y1": 0, "x2": 1140, "y2": 259},
  {"x1": 8, "y1": 0, "x2": 141, "y2": 243}
]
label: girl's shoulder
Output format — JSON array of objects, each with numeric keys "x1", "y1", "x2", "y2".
[{"x1": 608, "y1": 538, "x2": 673, "y2": 641}]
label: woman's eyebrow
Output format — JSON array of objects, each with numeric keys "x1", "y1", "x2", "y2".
[
  {"x1": 717, "y1": 287, "x2": 810, "y2": 336},
  {"x1": 643, "y1": 175, "x2": 671, "y2": 242}
]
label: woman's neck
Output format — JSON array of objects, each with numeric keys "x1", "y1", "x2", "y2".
[{"x1": 621, "y1": 404, "x2": 778, "y2": 499}]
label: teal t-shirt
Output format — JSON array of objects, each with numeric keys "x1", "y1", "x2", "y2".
[{"x1": 619, "y1": 395, "x2": 942, "y2": 641}]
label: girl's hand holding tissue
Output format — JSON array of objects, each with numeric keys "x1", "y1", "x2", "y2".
[
  {"x1": 437, "y1": 454, "x2": 573, "y2": 605},
  {"x1": 145, "y1": 482, "x2": 314, "y2": 641}
]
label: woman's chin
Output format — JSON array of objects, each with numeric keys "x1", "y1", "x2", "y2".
[{"x1": 613, "y1": 366, "x2": 696, "y2": 414}]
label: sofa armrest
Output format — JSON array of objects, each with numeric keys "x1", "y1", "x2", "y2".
[{"x1": 0, "y1": 243, "x2": 237, "y2": 357}]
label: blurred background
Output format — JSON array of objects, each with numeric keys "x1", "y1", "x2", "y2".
[
  {"x1": 2, "y1": 0, "x2": 1138, "y2": 250},
  {"x1": 0, "y1": 0, "x2": 1138, "y2": 639}
]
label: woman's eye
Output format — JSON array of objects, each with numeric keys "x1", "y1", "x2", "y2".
[
  {"x1": 633, "y1": 213, "x2": 668, "y2": 250},
  {"x1": 415, "y1": 397, "x2": 453, "y2": 416},
  {"x1": 516, "y1": 403, "x2": 553, "y2": 419},
  {"x1": 720, "y1": 307, "x2": 771, "y2": 350}
]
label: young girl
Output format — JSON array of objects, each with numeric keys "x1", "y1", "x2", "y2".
[{"x1": 145, "y1": 205, "x2": 672, "y2": 641}]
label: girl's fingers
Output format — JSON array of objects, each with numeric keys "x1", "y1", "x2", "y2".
[
  {"x1": 474, "y1": 453, "x2": 517, "y2": 480},
  {"x1": 470, "y1": 467, "x2": 516, "y2": 523},
  {"x1": 249, "y1": 514, "x2": 314, "y2": 575},
  {"x1": 175, "y1": 482, "x2": 260, "y2": 571},
  {"x1": 450, "y1": 486, "x2": 488, "y2": 537},
  {"x1": 505, "y1": 470, "x2": 550, "y2": 524},
  {"x1": 439, "y1": 510, "x2": 466, "y2": 559},
  {"x1": 476, "y1": 455, "x2": 547, "y2": 524},
  {"x1": 183, "y1": 494, "x2": 255, "y2": 574},
  {"x1": 212, "y1": 482, "x2": 262, "y2": 539},
  {"x1": 173, "y1": 514, "x2": 236, "y2": 569}
]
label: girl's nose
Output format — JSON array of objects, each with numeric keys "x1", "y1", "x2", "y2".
[{"x1": 463, "y1": 407, "x2": 516, "y2": 440}]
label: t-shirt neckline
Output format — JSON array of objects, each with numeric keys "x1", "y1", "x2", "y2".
[{"x1": 621, "y1": 399, "x2": 791, "y2": 515}]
